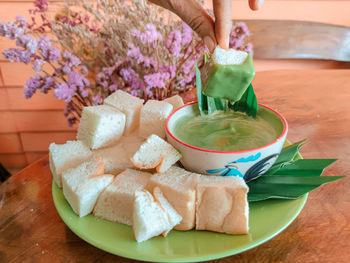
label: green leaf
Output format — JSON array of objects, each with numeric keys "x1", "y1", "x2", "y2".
[
  {"x1": 268, "y1": 159, "x2": 337, "y2": 176},
  {"x1": 195, "y1": 62, "x2": 207, "y2": 115},
  {"x1": 248, "y1": 176, "x2": 344, "y2": 202},
  {"x1": 228, "y1": 83, "x2": 258, "y2": 118},
  {"x1": 272, "y1": 140, "x2": 306, "y2": 167}
]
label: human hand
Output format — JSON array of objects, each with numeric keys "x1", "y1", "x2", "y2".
[{"x1": 148, "y1": 0, "x2": 263, "y2": 52}]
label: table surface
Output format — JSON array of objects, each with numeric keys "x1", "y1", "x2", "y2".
[{"x1": 1, "y1": 69, "x2": 349, "y2": 263}]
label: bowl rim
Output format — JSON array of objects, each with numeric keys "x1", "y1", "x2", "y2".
[{"x1": 165, "y1": 101, "x2": 288, "y2": 154}]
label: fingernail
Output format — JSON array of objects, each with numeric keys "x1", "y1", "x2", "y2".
[
  {"x1": 257, "y1": 0, "x2": 264, "y2": 9},
  {"x1": 204, "y1": 36, "x2": 216, "y2": 53}
]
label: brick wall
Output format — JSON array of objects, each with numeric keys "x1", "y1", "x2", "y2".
[{"x1": 1, "y1": 0, "x2": 350, "y2": 171}]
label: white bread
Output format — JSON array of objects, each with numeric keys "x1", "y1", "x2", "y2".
[
  {"x1": 93, "y1": 132, "x2": 145, "y2": 175},
  {"x1": 133, "y1": 190, "x2": 170, "y2": 242},
  {"x1": 49, "y1": 140, "x2": 93, "y2": 187},
  {"x1": 139, "y1": 100, "x2": 173, "y2": 139},
  {"x1": 164, "y1": 95, "x2": 184, "y2": 111},
  {"x1": 153, "y1": 187, "x2": 182, "y2": 236},
  {"x1": 212, "y1": 46, "x2": 248, "y2": 65},
  {"x1": 146, "y1": 166, "x2": 201, "y2": 230},
  {"x1": 77, "y1": 105, "x2": 126, "y2": 150},
  {"x1": 62, "y1": 157, "x2": 114, "y2": 217},
  {"x1": 196, "y1": 175, "x2": 249, "y2": 234},
  {"x1": 104, "y1": 90, "x2": 144, "y2": 135},
  {"x1": 131, "y1": 134, "x2": 181, "y2": 173},
  {"x1": 93, "y1": 169, "x2": 151, "y2": 225}
]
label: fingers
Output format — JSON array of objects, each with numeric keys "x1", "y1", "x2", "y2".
[
  {"x1": 249, "y1": 0, "x2": 264, "y2": 10},
  {"x1": 213, "y1": 0, "x2": 231, "y2": 49},
  {"x1": 148, "y1": 0, "x2": 217, "y2": 52}
]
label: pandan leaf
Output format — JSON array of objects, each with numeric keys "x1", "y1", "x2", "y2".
[
  {"x1": 228, "y1": 83, "x2": 258, "y2": 118},
  {"x1": 248, "y1": 176, "x2": 343, "y2": 202},
  {"x1": 272, "y1": 140, "x2": 306, "y2": 167},
  {"x1": 196, "y1": 62, "x2": 207, "y2": 115}
]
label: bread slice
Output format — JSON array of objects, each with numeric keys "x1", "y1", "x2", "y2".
[
  {"x1": 131, "y1": 134, "x2": 181, "y2": 173},
  {"x1": 212, "y1": 46, "x2": 248, "y2": 65},
  {"x1": 196, "y1": 175, "x2": 249, "y2": 234},
  {"x1": 49, "y1": 140, "x2": 93, "y2": 187},
  {"x1": 77, "y1": 105, "x2": 126, "y2": 150},
  {"x1": 62, "y1": 157, "x2": 114, "y2": 217},
  {"x1": 104, "y1": 90, "x2": 144, "y2": 135},
  {"x1": 153, "y1": 187, "x2": 182, "y2": 236},
  {"x1": 133, "y1": 190, "x2": 170, "y2": 242},
  {"x1": 164, "y1": 95, "x2": 184, "y2": 111},
  {"x1": 139, "y1": 100, "x2": 173, "y2": 139},
  {"x1": 146, "y1": 166, "x2": 200, "y2": 230},
  {"x1": 93, "y1": 169, "x2": 151, "y2": 225}
]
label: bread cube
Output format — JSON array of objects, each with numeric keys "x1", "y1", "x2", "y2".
[
  {"x1": 49, "y1": 140, "x2": 93, "y2": 187},
  {"x1": 164, "y1": 95, "x2": 184, "y2": 111},
  {"x1": 153, "y1": 187, "x2": 182, "y2": 236},
  {"x1": 196, "y1": 176, "x2": 249, "y2": 234},
  {"x1": 131, "y1": 134, "x2": 181, "y2": 173},
  {"x1": 77, "y1": 105, "x2": 126, "y2": 150},
  {"x1": 62, "y1": 157, "x2": 114, "y2": 217},
  {"x1": 104, "y1": 90, "x2": 144, "y2": 135},
  {"x1": 146, "y1": 166, "x2": 200, "y2": 230},
  {"x1": 93, "y1": 169, "x2": 151, "y2": 225},
  {"x1": 139, "y1": 100, "x2": 173, "y2": 139},
  {"x1": 133, "y1": 190, "x2": 170, "y2": 242}
]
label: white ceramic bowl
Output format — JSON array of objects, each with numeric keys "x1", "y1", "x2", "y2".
[{"x1": 166, "y1": 102, "x2": 288, "y2": 181}]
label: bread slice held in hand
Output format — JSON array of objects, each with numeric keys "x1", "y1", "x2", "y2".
[
  {"x1": 133, "y1": 190, "x2": 171, "y2": 243},
  {"x1": 196, "y1": 175, "x2": 249, "y2": 234},
  {"x1": 104, "y1": 90, "x2": 144, "y2": 135},
  {"x1": 131, "y1": 134, "x2": 181, "y2": 173},
  {"x1": 62, "y1": 157, "x2": 114, "y2": 217},
  {"x1": 93, "y1": 169, "x2": 151, "y2": 225},
  {"x1": 153, "y1": 187, "x2": 182, "y2": 236},
  {"x1": 146, "y1": 166, "x2": 200, "y2": 230},
  {"x1": 77, "y1": 105, "x2": 126, "y2": 150},
  {"x1": 49, "y1": 140, "x2": 93, "y2": 187}
]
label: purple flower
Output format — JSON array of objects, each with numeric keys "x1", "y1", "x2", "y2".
[
  {"x1": 3, "y1": 48, "x2": 31, "y2": 64},
  {"x1": 33, "y1": 58, "x2": 45, "y2": 72},
  {"x1": 108, "y1": 83, "x2": 118, "y2": 92},
  {"x1": 182, "y1": 59, "x2": 195, "y2": 75},
  {"x1": 54, "y1": 82, "x2": 76, "y2": 102},
  {"x1": 47, "y1": 47, "x2": 60, "y2": 61},
  {"x1": 127, "y1": 43, "x2": 143, "y2": 63},
  {"x1": 38, "y1": 35, "x2": 51, "y2": 54},
  {"x1": 128, "y1": 89, "x2": 138, "y2": 97},
  {"x1": 63, "y1": 51, "x2": 80, "y2": 66},
  {"x1": 33, "y1": 0, "x2": 49, "y2": 13},
  {"x1": 16, "y1": 16, "x2": 27, "y2": 27},
  {"x1": 39, "y1": 76, "x2": 55, "y2": 93},
  {"x1": 80, "y1": 65, "x2": 88, "y2": 76},
  {"x1": 182, "y1": 22, "x2": 192, "y2": 45},
  {"x1": 132, "y1": 24, "x2": 162, "y2": 46},
  {"x1": 92, "y1": 95, "x2": 102, "y2": 105},
  {"x1": 160, "y1": 64, "x2": 176, "y2": 79},
  {"x1": 144, "y1": 72, "x2": 170, "y2": 89},
  {"x1": 16, "y1": 35, "x2": 38, "y2": 54},
  {"x1": 24, "y1": 75, "x2": 42, "y2": 98},
  {"x1": 166, "y1": 30, "x2": 182, "y2": 57},
  {"x1": 78, "y1": 86, "x2": 89, "y2": 97},
  {"x1": 120, "y1": 67, "x2": 144, "y2": 90},
  {"x1": 0, "y1": 21, "x2": 25, "y2": 40},
  {"x1": 96, "y1": 72, "x2": 109, "y2": 88},
  {"x1": 68, "y1": 71, "x2": 90, "y2": 87}
]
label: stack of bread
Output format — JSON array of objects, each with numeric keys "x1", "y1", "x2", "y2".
[{"x1": 49, "y1": 90, "x2": 249, "y2": 242}]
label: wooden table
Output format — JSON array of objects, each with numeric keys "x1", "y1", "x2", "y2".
[{"x1": 1, "y1": 70, "x2": 349, "y2": 263}]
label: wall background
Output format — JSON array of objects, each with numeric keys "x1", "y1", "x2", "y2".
[{"x1": 1, "y1": 0, "x2": 350, "y2": 172}]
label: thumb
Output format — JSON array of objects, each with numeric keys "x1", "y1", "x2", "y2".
[{"x1": 148, "y1": 0, "x2": 217, "y2": 52}]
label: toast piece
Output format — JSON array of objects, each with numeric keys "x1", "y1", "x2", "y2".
[
  {"x1": 93, "y1": 132, "x2": 145, "y2": 175},
  {"x1": 139, "y1": 100, "x2": 173, "y2": 139},
  {"x1": 164, "y1": 95, "x2": 184, "y2": 111},
  {"x1": 133, "y1": 190, "x2": 170, "y2": 242},
  {"x1": 131, "y1": 134, "x2": 181, "y2": 173},
  {"x1": 196, "y1": 175, "x2": 249, "y2": 234},
  {"x1": 153, "y1": 187, "x2": 182, "y2": 236},
  {"x1": 49, "y1": 140, "x2": 93, "y2": 187},
  {"x1": 77, "y1": 105, "x2": 126, "y2": 150},
  {"x1": 146, "y1": 166, "x2": 201, "y2": 230},
  {"x1": 93, "y1": 169, "x2": 151, "y2": 225},
  {"x1": 104, "y1": 90, "x2": 144, "y2": 135},
  {"x1": 62, "y1": 157, "x2": 114, "y2": 217}
]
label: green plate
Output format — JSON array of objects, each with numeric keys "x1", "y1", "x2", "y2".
[{"x1": 52, "y1": 183, "x2": 307, "y2": 262}]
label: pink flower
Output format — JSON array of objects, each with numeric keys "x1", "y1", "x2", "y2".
[
  {"x1": 33, "y1": 58, "x2": 45, "y2": 72},
  {"x1": 144, "y1": 72, "x2": 170, "y2": 89},
  {"x1": 54, "y1": 82, "x2": 76, "y2": 102},
  {"x1": 165, "y1": 30, "x2": 182, "y2": 57},
  {"x1": 24, "y1": 75, "x2": 41, "y2": 98}
]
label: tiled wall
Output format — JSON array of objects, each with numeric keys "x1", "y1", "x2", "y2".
[{"x1": 1, "y1": 0, "x2": 350, "y2": 171}]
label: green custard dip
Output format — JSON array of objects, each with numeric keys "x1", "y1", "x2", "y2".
[{"x1": 173, "y1": 107, "x2": 284, "y2": 152}]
